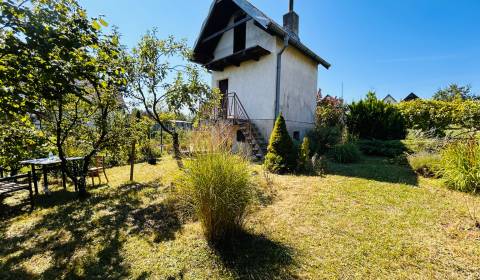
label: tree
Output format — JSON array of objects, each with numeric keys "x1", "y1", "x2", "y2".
[
  {"x1": 0, "y1": 116, "x2": 50, "y2": 174},
  {"x1": 346, "y1": 92, "x2": 407, "y2": 140},
  {"x1": 1, "y1": 0, "x2": 126, "y2": 197},
  {"x1": 297, "y1": 137, "x2": 313, "y2": 173},
  {"x1": 124, "y1": 30, "x2": 215, "y2": 159},
  {"x1": 433, "y1": 84, "x2": 479, "y2": 101},
  {"x1": 264, "y1": 115, "x2": 297, "y2": 174}
]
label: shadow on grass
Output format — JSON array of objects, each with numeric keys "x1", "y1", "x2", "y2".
[
  {"x1": 327, "y1": 157, "x2": 419, "y2": 186},
  {"x1": 213, "y1": 230, "x2": 297, "y2": 280},
  {"x1": 0, "y1": 180, "x2": 185, "y2": 279}
]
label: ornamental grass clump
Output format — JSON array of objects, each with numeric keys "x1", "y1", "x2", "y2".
[
  {"x1": 180, "y1": 152, "x2": 252, "y2": 244},
  {"x1": 441, "y1": 140, "x2": 480, "y2": 193}
]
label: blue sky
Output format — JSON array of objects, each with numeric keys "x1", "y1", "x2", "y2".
[{"x1": 79, "y1": 0, "x2": 480, "y2": 103}]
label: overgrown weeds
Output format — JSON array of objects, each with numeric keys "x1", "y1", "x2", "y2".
[
  {"x1": 441, "y1": 139, "x2": 480, "y2": 193},
  {"x1": 408, "y1": 152, "x2": 442, "y2": 178}
]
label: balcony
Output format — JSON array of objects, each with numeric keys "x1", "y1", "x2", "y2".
[{"x1": 205, "y1": 45, "x2": 271, "y2": 71}]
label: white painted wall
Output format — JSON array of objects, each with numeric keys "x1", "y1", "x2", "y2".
[
  {"x1": 278, "y1": 38, "x2": 318, "y2": 140},
  {"x1": 214, "y1": 18, "x2": 276, "y2": 59},
  {"x1": 211, "y1": 17, "x2": 318, "y2": 142},
  {"x1": 212, "y1": 18, "x2": 277, "y2": 139}
]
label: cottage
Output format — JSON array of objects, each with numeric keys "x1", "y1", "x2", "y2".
[{"x1": 192, "y1": 0, "x2": 330, "y2": 156}]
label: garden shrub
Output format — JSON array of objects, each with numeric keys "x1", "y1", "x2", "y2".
[
  {"x1": 307, "y1": 126, "x2": 343, "y2": 155},
  {"x1": 180, "y1": 152, "x2": 252, "y2": 244},
  {"x1": 327, "y1": 143, "x2": 362, "y2": 164},
  {"x1": 441, "y1": 140, "x2": 480, "y2": 193},
  {"x1": 347, "y1": 92, "x2": 407, "y2": 140},
  {"x1": 264, "y1": 115, "x2": 297, "y2": 174},
  {"x1": 408, "y1": 152, "x2": 442, "y2": 178},
  {"x1": 357, "y1": 139, "x2": 408, "y2": 158},
  {"x1": 297, "y1": 137, "x2": 313, "y2": 173},
  {"x1": 398, "y1": 99, "x2": 480, "y2": 136},
  {"x1": 309, "y1": 94, "x2": 345, "y2": 154}
]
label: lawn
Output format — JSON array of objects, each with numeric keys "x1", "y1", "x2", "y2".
[{"x1": 1, "y1": 157, "x2": 480, "y2": 279}]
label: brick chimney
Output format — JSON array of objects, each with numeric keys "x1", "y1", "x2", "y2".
[{"x1": 283, "y1": 0, "x2": 299, "y2": 38}]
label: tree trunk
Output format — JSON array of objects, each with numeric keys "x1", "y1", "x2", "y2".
[
  {"x1": 75, "y1": 156, "x2": 90, "y2": 198},
  {"x1": 77, "y1": 173, "x2": 88, "y2": 198},
  {"x1": 172, "y1": 132, "x2": 181, "y2": 160}
]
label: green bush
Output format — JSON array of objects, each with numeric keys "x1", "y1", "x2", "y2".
[
  {"x1": 357, "y1": 139, "x2": 408, "y2": 158},
  {"x1": 264, "y1": 115, "x2": 297, "y2": 174},
  {"x1": 441, "y1": 140, "x2": 480, "y2": 193},
  {"x1": 180, "y1": 152, "x2": 252, "y2": 244},
  {"x1": 398, "y1": 99, "x2": 480, "y2": 137},
  {"x1": 307, "y1": 126, "x2": 343, "y2": 155},
  {"x1": 310, "y1": 95, "x2": 345, "y2": 154},
  {"x1": 297, "y1": 137, "x2": 313, "y2": 173},
  {"x1": 347, "y1": 92, "x2": 407, "y2": 140},
  {"x1": 408, "y1": 152, "x2": 442, "y2": 178},
  {"x1": 327, "y1": 143, "x2": 362, "y2": 164}
]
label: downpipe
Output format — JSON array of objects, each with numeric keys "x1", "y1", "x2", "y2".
[{"x1": 274, "y1": 35, "x2": 289, "y2": 122}]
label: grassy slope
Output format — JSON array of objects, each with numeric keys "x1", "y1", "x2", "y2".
[{"x1": 1, "y1": 157, "x2": 479, "y2": 279}]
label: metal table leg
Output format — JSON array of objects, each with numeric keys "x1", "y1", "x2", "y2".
[
  {"x1": 42, "y1": 165, "x2": 50, "y2": 194},
  {"x1": 31, "y1": 164, "x2": 39, "y2": 195}
]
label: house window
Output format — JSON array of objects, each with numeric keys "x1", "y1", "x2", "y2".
[
  {"x1": 293, "y1": 131, "x2": 300, "y2": 141},
  {"x1": 233, "y1": 14, "x2": 246, "y2": 53},
  {"x1": 237, "y1": 130, "x2": 246, "y2": 142}
]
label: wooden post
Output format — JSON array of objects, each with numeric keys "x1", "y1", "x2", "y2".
[{"x1": 129, "y1": 140, "x2": 136, "y2": 181}]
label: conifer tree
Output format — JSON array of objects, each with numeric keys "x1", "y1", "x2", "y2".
[
  {"x1": 297, "y1": 137, "x2": 313, "y2": 173},
  {"x1": 264, "y1": 115, "x2": 297, "y2": 173}
]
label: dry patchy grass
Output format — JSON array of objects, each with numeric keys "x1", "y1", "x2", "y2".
[{"x1": 1, "y1": 157, "x2": 479, "y2": 279}]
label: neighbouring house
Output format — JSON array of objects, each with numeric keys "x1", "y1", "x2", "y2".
[
  {"x1": 192, "y1": 0, "x2": 330, "y2": 156},
  {"x1": 403, "y1": 92, "x2": 420, "y2": 102},
  {"x1": 383, "y1": 94, "x2": 398, "y2": 104}
]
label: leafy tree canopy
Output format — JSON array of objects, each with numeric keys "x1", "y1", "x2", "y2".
[
  {"x1": 123, "y1": 29, "x2": 218, "y2": 158},
  {"x1": 433, "y1": 84, "x2": 479, "y2": 101},
  {"x1": 1, "y1": 0, "x2": 127, "y2": 197}
]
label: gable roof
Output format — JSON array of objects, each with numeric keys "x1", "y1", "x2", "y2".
[
  {"x1": 383, "y1": 94, "x2": 397, "y2": 103},
  {"x1": 403, "y1": 92, "x2": 420, "y2": 102},
  {"x1": 192, "y1": 0, "x2": 331, "y2": 69}
]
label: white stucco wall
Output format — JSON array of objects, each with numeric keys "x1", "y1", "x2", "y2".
[
  {"x1": 211, "y1": 17, "x2": 319, "y2": 142},
  {"x1": 214, "y1": 18, "x2": 276, "y2": 60},
  {"x1": 278, "y1": 38, "x2": 318, "y2": 140},
  {"x1": 212, "y1": 18, "x2": 277, "y2": 140}
]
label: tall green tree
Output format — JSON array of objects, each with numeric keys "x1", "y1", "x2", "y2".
[
  {"x1": 346, "y1": 92, "x2": 407, "y2": 140},
  {"x1": 124, "y1": 30, "x2": 215, "y2": 159},
  {"x1": 1, "y1": 0, "x2": 125, "y2": 197}
]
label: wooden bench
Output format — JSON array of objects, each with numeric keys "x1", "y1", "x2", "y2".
[{"x1": 0, "y1": 172, "x2": 34, "y2": 211}]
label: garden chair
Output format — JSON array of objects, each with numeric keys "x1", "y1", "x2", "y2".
[
  {"x1": 87, "y1": 156, "x2": 109, "y2": 186},
  {"x1": 0, "y1": 172, "x2": 34, "y2": 211}
]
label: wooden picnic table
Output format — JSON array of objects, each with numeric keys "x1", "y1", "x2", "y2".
[{"x1": 20, "y1": 156, "x2": 83, "y2": 195}]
